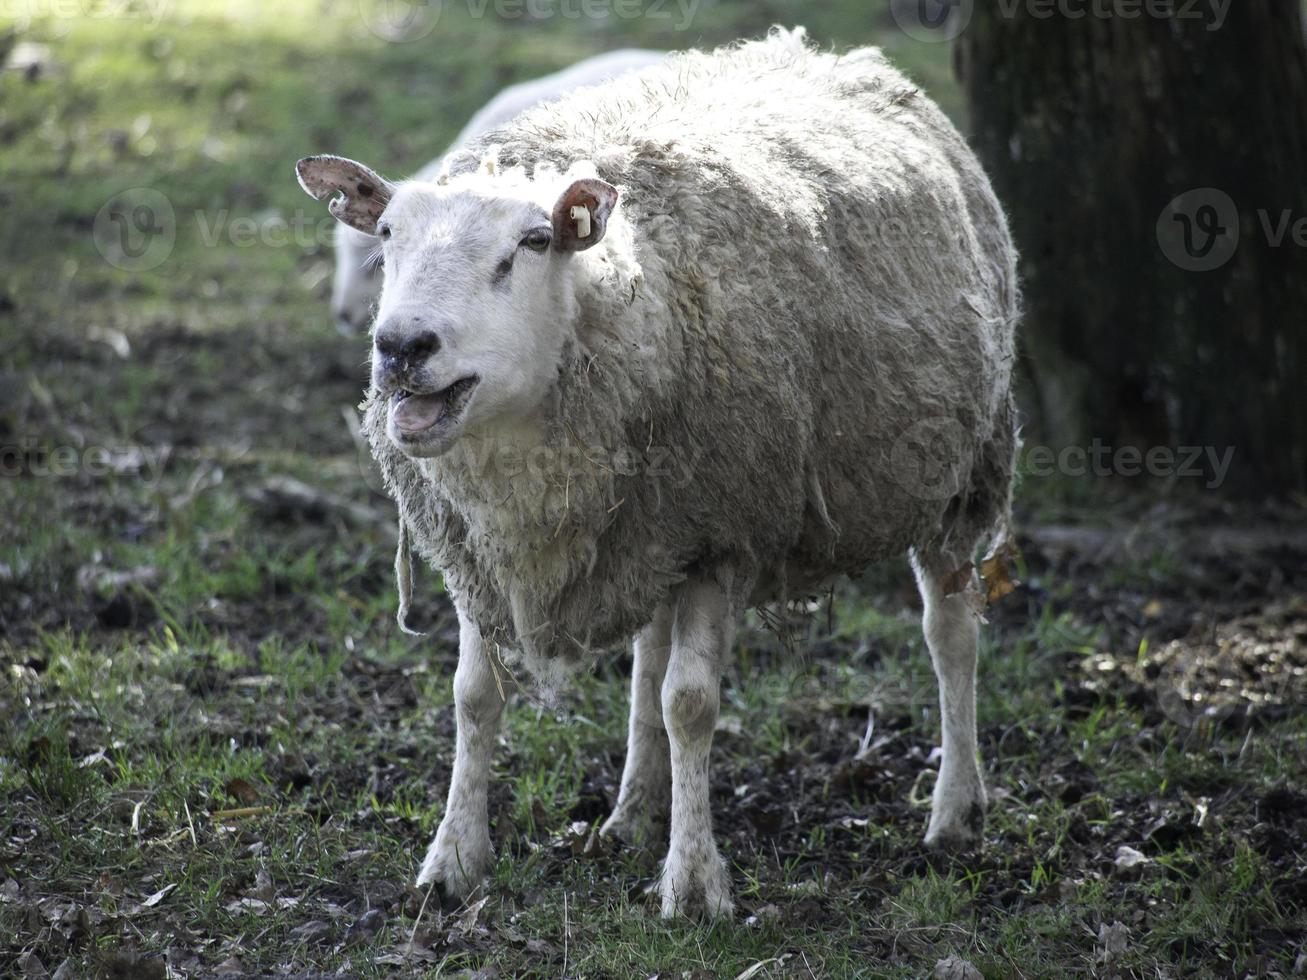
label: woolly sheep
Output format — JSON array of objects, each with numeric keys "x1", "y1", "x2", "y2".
[
  {"x1": 331, "y1": 49, "x2": 664, "y2": 332},
  {"x1": 296, "y1": 27, "x2": 1019, "y2": 920}
]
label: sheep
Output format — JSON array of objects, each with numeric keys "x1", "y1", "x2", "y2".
[
  {"x1": 331, "y1": 49, "x2": 664, "y2": 333},
  {"x1": 295, "y1": 26, "x2": 1019, "y2": 920}
]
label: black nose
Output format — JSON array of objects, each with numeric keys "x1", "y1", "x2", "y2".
[{"x1": 374, "y1": 327, "x2": 440, "y2": 369}]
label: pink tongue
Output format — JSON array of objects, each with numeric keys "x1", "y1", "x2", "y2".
[{"x1": 392, "y1": 392, "x2": 446, "y2": 432}]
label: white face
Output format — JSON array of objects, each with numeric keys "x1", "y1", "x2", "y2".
[
  {"x1": 296, "y1": 154, "x2": 618, "y2": 458},
  {"x1": 370, "y1": 180, "x2": 576, "y2": 458}
]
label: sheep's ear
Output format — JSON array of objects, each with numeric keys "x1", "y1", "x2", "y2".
[
  {"x1": 551, "y1": 178, "x2": 618, "y2": 252},
  {"x1": 295, "y1": 155, "x2": 394, "y2": 235}
]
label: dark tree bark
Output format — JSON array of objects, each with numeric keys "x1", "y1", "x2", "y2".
[{"x1": 956, "y1": 0, "x2": 1307, "y2": 494}]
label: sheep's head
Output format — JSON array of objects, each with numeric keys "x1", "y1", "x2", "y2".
[{"x1": 296, "y1": 154, "x2": 618, "y2": 458}]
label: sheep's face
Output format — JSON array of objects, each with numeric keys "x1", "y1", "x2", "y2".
[{"x1": 296, "y1": 155, "x2": 617, "y2": 458}]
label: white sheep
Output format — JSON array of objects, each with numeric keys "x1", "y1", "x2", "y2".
[
  {"x1": 331, "y1": 49, "x2": 664, "y2": 332},
  {"x1": 296, "y1": 27, "x2": 1019, "y2": 920}
]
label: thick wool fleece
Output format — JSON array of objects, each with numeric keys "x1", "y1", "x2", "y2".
[{"x1": 362, "y1": 28, "x2": 1019, "y2": 679}]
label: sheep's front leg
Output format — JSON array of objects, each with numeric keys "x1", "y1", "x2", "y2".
[
  {"x1": 913, "y1": 554, "x2": 987, "y2": 849},
  {"x1": 417, "y1": 609, "x2": 506, "y2": 903},
  {"x1": 660, "y1": 576, "x2": 733, "y2": 919},
  {"x1": 601, "y1": 605, "x2": 672, "y2": 847}
]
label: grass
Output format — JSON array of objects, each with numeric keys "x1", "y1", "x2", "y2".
[{"x1": 3, "y1": 1, "x2": 1305, "y2": 977}]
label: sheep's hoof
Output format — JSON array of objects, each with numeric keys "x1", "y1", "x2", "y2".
[
  {"x1": 600, "y1": 802, "x2": 667, "y2": 850},
  {"x1": 923, "y1": 798, "x2": 987, "y2": 852},
  {"x1": 659, "y1": 850, "x2": 733, "y2": 921},
  {"x1": 415, "y1": 821, "x2": 492, "y2": 907}
]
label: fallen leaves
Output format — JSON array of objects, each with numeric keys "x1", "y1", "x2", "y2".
[
  {"x1": 933, "y1": 955, "x2": 983, "y2": 980},
  {"x1": 1112, "y1": 845, "x2": 1151, "y2": 880},
  {"x1": 135, "y1": 884, "x2": 176, "y2": 912},
  {"x1": 1096, "y1": 921, "x2": 1131, "y2": 964},
  {"x1": 288, "y1": 919, "x2": 331, "y2": 943},
  {"x1": 343, "y1": 907, "x2": 386, "y2": 947},
  {"x1": 942, "y1": 538, "x2": 1021, "y2": 621},
  {"x1": 223, "y1": 896, "x2": 300, "y2": 914},
  {"x1": 979, "y1": 538, "x2": 1020, "y2": 604},
  {"x1": 562, "y1": 820, "x2": 604, "y2": 858},
  {"x1": 224, "y1": 778, "x2": 260, "y2": 806}
]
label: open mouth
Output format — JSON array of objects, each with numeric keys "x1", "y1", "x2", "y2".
[{"x1": 389, "y1": 376, "x2": 479, "y2": 437}]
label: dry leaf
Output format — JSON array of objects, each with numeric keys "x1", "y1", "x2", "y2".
[
  {"x1": 1096, "y1": 921, "x2": 1130, "y2": 963},
  {"x1": 344, "y1": 907, "x2": 386, "y2": 947},
  {"x1": 979, "y1": 539, "x2": 1020, "y2": 604},
  {"x1": 225, "y1": 778, "x2": 259, "y2": 806},
  {"x1": 454, "y1": 895, "x2": 490, "y2": 934},
  {"x1": 933, "y1": 955, "x2": 983, "y2": 980},
  {"x1": 139, "y1": 883, "x2": 175, "y2": 909},
  {"x1": 1113, "y1": 845, "x2": 1151, "y2": 879},
  {"x1": 289, "y1": 919, "x2": 330, "y2": 943},
  {"x1": 737, "y1": 958, "x2": 787, "y2": 980}
]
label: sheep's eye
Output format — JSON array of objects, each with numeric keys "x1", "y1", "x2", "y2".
[
  {"x1": 520, "y1": 228, "x2": 551, "y2": 252},
  {"x1": 377, "y1": 222, "x2": 392, "y2": 241}
]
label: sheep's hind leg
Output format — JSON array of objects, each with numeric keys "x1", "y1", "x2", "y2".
[
  {"x1": 659, "y1": 575, "x2": 734, "y2": 919},
  {"x1": 601, "y1": 605, "x2": 672, "y2": 848},
  {"x1": 417, "y1": 606, "x2": 507, "y2": 906},
  {"x1": 913, "y1": 551, "x2": 987, "y2": 850}
]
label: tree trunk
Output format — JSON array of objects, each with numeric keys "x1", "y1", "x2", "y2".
[{"x1": 956, "y1": 0, "x2": 1307, "y2": 495}]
